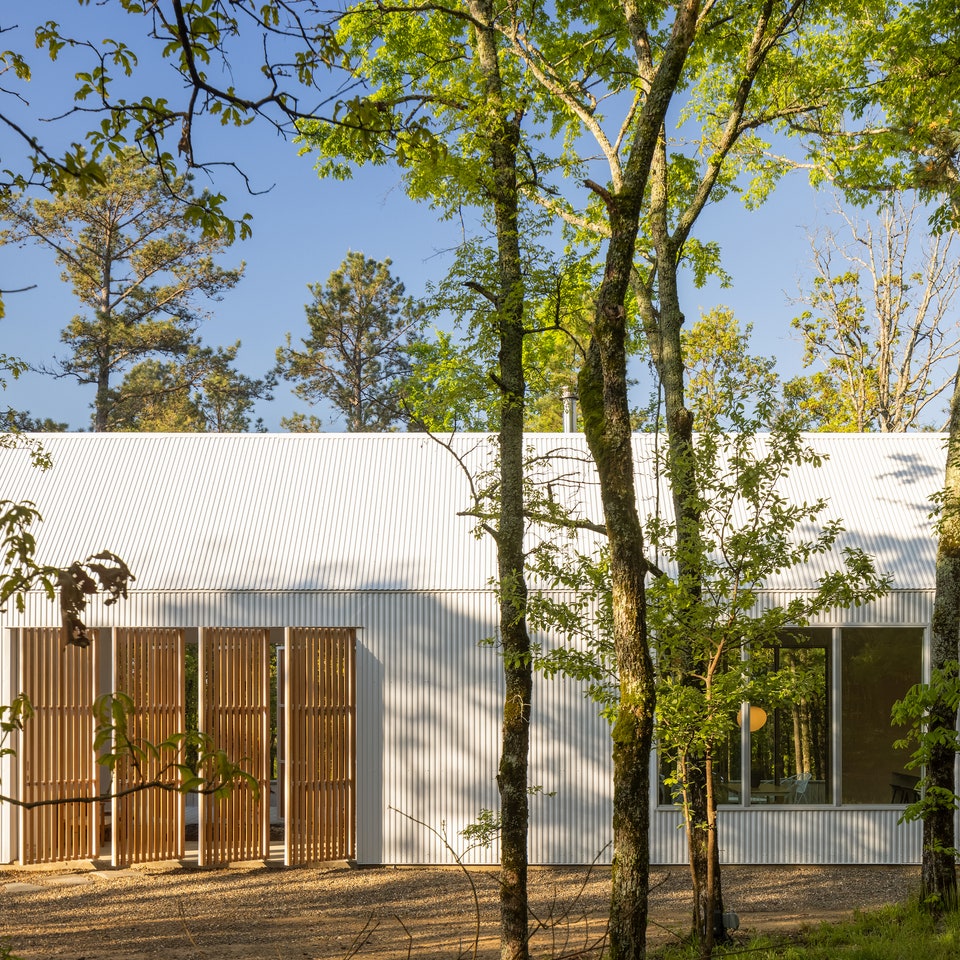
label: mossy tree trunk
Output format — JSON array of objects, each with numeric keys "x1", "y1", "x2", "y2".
[
  {"x1": 923, "y1": 362, "x2": 960, "y2": 910},
  {"x1": 467, "y1": 3, "x2": 532, "y2": 956},
  {"x1": 576, "y1": 12, "x2": 701, "y2": 957}
]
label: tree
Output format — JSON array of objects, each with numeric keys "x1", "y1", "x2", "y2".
[
  {"x1": 0, "y1": 150, "x2": 243, "y2": 431},
  {"x1": 607, "y1": 1, "x2": 857, "y2": 944},
  {"x1": 919, "y1": 362, "x2": 960, "y2": 905},
  {"x1": 107, "y1": 344, "x2": 274, "y2": 432},
  {"x1": 1, "y1": 412, "x2": 68, "y2": 433},
  {"x1": 0, "y1": 2, "x2": 351, "y2": 250},
  {"x1": 302, "y1": 6, "x2": 549, "y2": 953},
  {"x1": 787, "y1": 194, "x2": 960, "y2": 432},
  {"x1": 308, "y1": 3, "x2": 845, "y2": 955},
  {"x1": 649, "y1": 389, "x2": 888, "y2": 951},
  {"x1": 0, "y1": 0, "x2": 912, "y2": 950},
  {"x1": 681, "y1": 310, "x2": 781, "y2": 429},
  {"x1": 892, "y1": 363, "x2": 960, "y2": 911},
  {"x1": 796, "y1": 0, "x2": 960, "y2": 907},
  {"x1": 276, "y1": 252, "x2": 424, "y2": 432}
]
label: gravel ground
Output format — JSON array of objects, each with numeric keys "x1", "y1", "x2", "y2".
[{"x1": 1, "y1": 859, "x2": 920, "y2": 959}]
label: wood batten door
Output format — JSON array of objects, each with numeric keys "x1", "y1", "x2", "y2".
[
  {"x1": 284, "y1": 627, "x2": 356, "y2": 865},
  {"x1": 197, "y1": 628, "x2": 270, "y2": 866},
  {"x1": 111, "y1": 628, "x2": 186, "y2": 866},
  {"x1": 17, "y1": 628, "x2": 98, "y2": 864}
]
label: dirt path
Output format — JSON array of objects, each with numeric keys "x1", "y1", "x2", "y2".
[{"x1": 1, "y1": 860, "x2": 919, "y2": 959}]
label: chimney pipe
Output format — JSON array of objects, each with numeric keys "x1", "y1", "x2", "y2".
[{"x1": 561, "y1": 389, "x2": 577, "y2": 433}]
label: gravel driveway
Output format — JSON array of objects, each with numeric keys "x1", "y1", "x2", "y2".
[{"x1": 1, "y1": 860, "x2": 920, "y2": 958}]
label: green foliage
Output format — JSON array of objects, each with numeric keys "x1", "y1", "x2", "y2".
[
  {"x1": 459, "y1": 807, "x2": 501, "y2": 848},
  {"x1": 680, "y1": 310, "x2": 781, "y2": 430},
  {"x1": 2, "y1": 3, "x2": 345, "y2": 237},
  {"x1": 784, "y1": 195, "x2": 960, "y2": 433},
  {"x1": 0, "y1": 149, "x2": 244, "y2": 430},
  {"x1": 106, "y1": 344, "x2": 274, "y2": 432},
  {"x1": 891, "y1": 663, "x2": 960, "y2": 838},
  {"x1": 403, "y1": 330, "x2": 497, "y2": 432},
  {"x1": 652, "y1": 903, "x2": 960, "y2": 960},
  {"x1": 276, "y1": 251, "x2": 425, "y2": 431},
  {"x1": 0, "y1": 694, "x2": 34, "y2": 765},
  {"x1": 93, "y1": 692, "x2": 259, "y2": 800},
  {"x1": 804, "y1": 0, "x2": 960, "y2": 234},
  {"x1": 0, "y1": 500, "x2": 57, "y2": 612},
  {"x1": 651, "y1": 392, "x2": 890, "y2": 785}
]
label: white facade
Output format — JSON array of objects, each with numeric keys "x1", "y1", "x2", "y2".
[{"x1": 0, "y1": 432, "x2": 946, "y2": 865}]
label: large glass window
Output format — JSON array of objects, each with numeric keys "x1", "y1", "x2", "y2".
[
  {"x1": 841, "y1": 627, "x2": 922, "y2": 804},
  {"x1": 748, "y1": 629, "x2": 831, "y2": 804},
  {"x1": 654, "y1": 625, "x2": 925, "y2": 808}
]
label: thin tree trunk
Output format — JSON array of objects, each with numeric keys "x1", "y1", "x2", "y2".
[
  {"x1": 641, "y1": 142, "x2": 726, "y2": 946},
  {"x1": 466, "y1": 3, "x2": 532, "y2": 956},
  {"x1": 95, "y1": 346, "x2": 111, "y2": 433},
  {"x1": 922, "y1": 361, "x2": 960, "y2": 909}
]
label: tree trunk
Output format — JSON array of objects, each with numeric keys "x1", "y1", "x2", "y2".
[
  {"x1": 466, "y1": 3, "x2": 532, "y2": 956},
  {"x1": 638, "y1": 126, "x2": 732, "y2": 950},
  {"x1": 922, "y1": 361, "x2": 960, "y2": 910},
  {"x1": 579, "y1": 239, "x2": 655, "y2": 960},
  {"x1": 576, "y1": 7, "x2": 701, "y2": 956},
  {"x1": 95, "y1": 341, "x2": 111, "y2": 433}
]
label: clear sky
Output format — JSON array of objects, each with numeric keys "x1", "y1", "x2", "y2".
[{"x1": 0, "y1": 3, "x2": 821, "y2": 432}]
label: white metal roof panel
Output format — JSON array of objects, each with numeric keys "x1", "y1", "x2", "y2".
[{"x1": 0, "y1": 431, "x2": 945, "y2": 596}]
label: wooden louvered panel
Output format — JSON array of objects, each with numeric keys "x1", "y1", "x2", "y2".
[
  {"x1": 285, "y1": 627, "x2": 356, "y2": 865},
  {"x1": 18, "y1": 628, "x2": 97, "y2": 864},
  {"x1": 198, "y1": 628, "x2": 270, "y2": 866},
  {"x1": 112, "y1": 628, "x2": 185, "y2": 866}
]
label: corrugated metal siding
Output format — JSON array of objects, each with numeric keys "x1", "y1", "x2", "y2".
[
  {"x1": 0, "y1": 433, "x2": 948, "y2": 866},
  {"x1": 651, "y1": 807, "x2": 922, "y2": 865},
  {"x1": 529, "y1": 602, "x2": 613, "y2": 866},
  {"x1": 363, "y1": 591, "x2": 503, "y2": 865},
  {"x1": 1, "y1": 433, "x2": 498, "y2": 594},
  {"x1": 0, "y1": 432, "x2": 946, "y2": 602},
  {"x1": 2, "y1": 584, "x2": 938, "y2": 865},
  {"x1": 752, "y1": 590, "x2": 935, "y2": 625},
  {"x1": 3, "y1": 587, "x2": 937, "y2": 633}
]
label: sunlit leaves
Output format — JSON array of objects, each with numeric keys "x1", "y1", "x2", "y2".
[
  {"x1": 93, "y1": 692, "x2": 260, "y2": 800},
  {"x1": 0, "y1": 500, "x2": 57, "y2": 613}
]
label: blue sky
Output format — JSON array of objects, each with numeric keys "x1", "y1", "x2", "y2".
[{"x1": 0, "y1": 3, "x2": 820, "y2": 432}]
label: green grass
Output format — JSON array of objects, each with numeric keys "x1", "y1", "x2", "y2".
[{"x1": 650, "y1": 903, "x2": 960, "y2": 960}]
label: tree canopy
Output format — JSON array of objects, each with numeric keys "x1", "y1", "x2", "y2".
[
  {"x1": 0, "y1": 149, "x2": 243, "y2": 430},
  {"x1": 276, "y1": 252, "x2": 424, "y2": 432}
]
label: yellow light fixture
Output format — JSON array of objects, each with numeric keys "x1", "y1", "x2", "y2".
[{"x1": 738, "y1": 705, "x2": 768, "y2": 732}]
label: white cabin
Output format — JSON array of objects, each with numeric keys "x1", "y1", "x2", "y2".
[{"x1": 0, "y1": 432, "x2": 946, "y2": 866}]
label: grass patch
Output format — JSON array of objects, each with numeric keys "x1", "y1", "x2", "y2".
[{"x1": 650, "y1": 903, "x2": 960, "y2": 960}]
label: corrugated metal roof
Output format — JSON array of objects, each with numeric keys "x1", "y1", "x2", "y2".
[{"x1": 0, "y1": 431, "x2": 946, "y2": 595}]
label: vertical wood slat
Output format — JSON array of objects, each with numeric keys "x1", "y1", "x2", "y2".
[
  {"x1": 111, "y1": 628, "x2": 185, "y2": 866},
  {"x1": 17, "y1": 628, "x2": 97, "y2": 864},
  {"x1": 198, "y1": 628, "x2": 270, "y2": 866},
  {"x1": 285, "y1": 627, "x2": 356, "y2": 865}
]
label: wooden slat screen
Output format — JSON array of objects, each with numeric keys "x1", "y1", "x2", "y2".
[
  {"x1": 198, "y1": 627, "x2": 270, "y2": 866},
  {"x1": 284, "y1": 627, "x2": 356, "y2": 865},
  {"x1": 18, "y1": 628, "x2": 97, "y2": 864},
  {"x1": 112, "y1": 628, "x2": 185, "y2": 866}
]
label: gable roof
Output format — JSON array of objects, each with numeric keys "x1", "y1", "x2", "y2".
[{"x1": 0, "y1": 432, "x2": 946, "y2": 598}]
